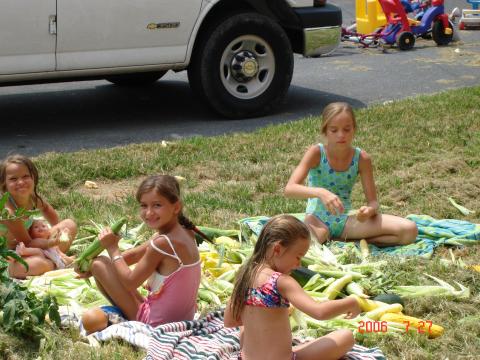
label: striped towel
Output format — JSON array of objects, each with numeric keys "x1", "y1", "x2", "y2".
[
  {"x1": 145, "y1": 311, "x2": 239, "y2": 360},
  {"x1": 92, "y1": 311, "x2": 385, "y2": 360}
]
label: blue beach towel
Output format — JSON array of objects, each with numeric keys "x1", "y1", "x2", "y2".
[{"x1": 238, "y1": 214, "x2": 480, "y2": 259}]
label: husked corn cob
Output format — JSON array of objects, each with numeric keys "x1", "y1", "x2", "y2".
[
  {"x1": 351, "y1": 295, "x2": 387, "y2": 312},
  {"x1": 359, "y1": 239, "x2": 369, "y2": 260},
  {"x1": 380, "y1": 312, "x2": 444, "y2": 338},
  {"x1": 365, "y1": 303, "x2": 403, "y2": 321},
  {"x1": 323, "y1": 274, "x2": 352, "y2": 300}
]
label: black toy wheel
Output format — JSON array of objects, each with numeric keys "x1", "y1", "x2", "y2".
[
  {"x1": 432, "y1": 20, "x2": 453, "y2": 46},
  {"x1": 105, "y1": 71, "x2": 167, "y2": 86},
  {"x1": 396, "y1": 32, "x2": 415, "y2": 50},
  {"x1": 187, "y1": 13, "x2": 293, "y2": 119}
]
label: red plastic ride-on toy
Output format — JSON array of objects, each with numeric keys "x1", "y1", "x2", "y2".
[
  {"x1": 378, "y1": 0, "x2": 454, "y2": 49},
  {"x1": 342, "y1": 0, "x2": 454, "y2": 50}
]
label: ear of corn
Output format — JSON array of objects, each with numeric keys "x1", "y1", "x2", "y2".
[
  {"x1": 345, "y1": 282, "x2": 368, "y2": 298},
  {"x1": 365, "y1": 303, "x2": 403, "y2": 320},
  {"x1": 351, "y1": 295, "x2": 386, "y2": 312},
  {"x1": 322, "y1": 274, "x2": 353, "y2": 300},
  {"x1": 379, "y1": 312, "x2": 444, "y2": 338},
  {"x1": 58, "y1": 229, "x2": 71, "y2": 243},
  {"x1": 359, "y1": 239, "x2": 369, "y2": 260},
  {"x1": 74, "y1": 217, "x2": 127, "y2": 273}
]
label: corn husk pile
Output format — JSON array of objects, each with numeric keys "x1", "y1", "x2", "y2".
[{"x1": 25, "y1": 224, "x2": 473, "y2": 340}]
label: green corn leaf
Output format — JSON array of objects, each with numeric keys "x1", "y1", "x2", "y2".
[{"x1": 0, "y1": 192, "x2": 9, "y2": 211}]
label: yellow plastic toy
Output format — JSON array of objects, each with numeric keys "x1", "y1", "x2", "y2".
[{"x1": 356, "y1": 0, "x2": 387, "y2": 34}]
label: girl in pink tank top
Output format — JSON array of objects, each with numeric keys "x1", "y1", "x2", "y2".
[{"x1": 79, "y1": 175, "x2": 209, "y2": 333}]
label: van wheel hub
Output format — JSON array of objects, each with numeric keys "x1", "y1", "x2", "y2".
[{"x1": 231, "y1": 51, "x2": 259, "y2": 81}]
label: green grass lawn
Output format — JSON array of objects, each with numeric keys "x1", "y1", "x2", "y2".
[{"x1": 1, "y1": 86, "x2": 479, "y2": 359}]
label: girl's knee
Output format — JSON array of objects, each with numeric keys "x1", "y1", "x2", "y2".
[
  {"x1": 336, "y1": 329, "x2": 355, "y2": 349},
  {"x1": 399, "y1": 220, "x2": 418, "y2": 245},
  {"x1": 90, "y1": 256, "x2": 111, "y2": 277},
  {"x1": 304, "y1": 215, "x2": 329, "y2": 243},
  {"x1": 61, "y1": 219, "x2": 78, "y2": 235}
]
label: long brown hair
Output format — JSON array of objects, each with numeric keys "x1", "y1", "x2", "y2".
[
  {"x1": 136, "y1": 175, "x2": 208, "y2": 241},
  {"x1": 230, "y1": 214, "x2": 310, "y2": 320},
  {"x1": 0, "y1": 154, "x2": 44, "y2": 207}
]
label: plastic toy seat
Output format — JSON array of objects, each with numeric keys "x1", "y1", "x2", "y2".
[{"x1": 378, "y1": 0, "x2": 412, "y2": 31}]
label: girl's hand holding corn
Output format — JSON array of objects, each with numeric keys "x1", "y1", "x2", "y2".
[
  {"x1": 99, "y1": 227, "x2": 121, "y2": 251},
  {"x1": 74, "y1": 267, "x2": 92, "y2": 279},
  {"x1": 318, "y1": 188, "x2": 344, "y2": 215},
  {"x1": 344, "y1": 295, "x2": 362, "y2": 319},
  {"x1": 356, "y1": 206, "x2": 376, "y2": 222}
]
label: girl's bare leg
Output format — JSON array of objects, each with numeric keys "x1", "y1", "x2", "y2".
[
  {"x1": 90, "y1": 256, "x2": 142, "y2": 320},
  {"x1": 51, "y1": 219, "x2": 77, "y2": 253},
  {"x1": 304, "y1": 214, "x2": 330, "y2": 244},
  {"x1": 340, "y1": 214, "x2": 418, "y2": 246},
  {"x1": 8, "y1": 255, "x2": 55, "y2": 279},
  {"x1": 294, "y1": 329, "x2": 354, "y2": 360}
]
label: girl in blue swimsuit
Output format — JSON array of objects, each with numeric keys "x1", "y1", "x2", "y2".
[
  {"x1": 224, "y1": 214, "x2": 360, "y2": 360},
  {"x1": 285, "y1": 102, "x2": 418, "y2": 246}
]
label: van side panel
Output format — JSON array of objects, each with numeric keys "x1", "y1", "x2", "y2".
[
  {"x1": 56, "y1": 0, "x2": 202, "y2": 70},
  {"x1": 0, "y1": 0, "x2": 56, "y2": 75}
]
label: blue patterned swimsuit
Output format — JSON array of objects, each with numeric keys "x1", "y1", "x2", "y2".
[
  {"x1": 245, "y1": 271, "x2": 289, "y2": 308},
  {"x1": 306, "y1": 144, "x2": 361, "y2": 238}
]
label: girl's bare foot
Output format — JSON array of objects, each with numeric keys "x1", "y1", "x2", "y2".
[{"x1": 61, "y1": 254, "x2": 75, "y2": 266}]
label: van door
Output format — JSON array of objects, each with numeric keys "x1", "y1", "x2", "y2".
[
  {"x1": 0, "y1": 0, "x2": 56, "y2": 75},
  {"x1": 56, "y1": 0, "x2": 202, "y2": 71}
]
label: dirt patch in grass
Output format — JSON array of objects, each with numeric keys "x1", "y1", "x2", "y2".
[{"x1": 76, "y1": 178, "x2": 140, "y2": 201}]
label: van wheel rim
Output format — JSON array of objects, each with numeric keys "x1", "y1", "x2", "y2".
[{"x1": 220, "y1": 35, "x2": 275, "y2": 100}]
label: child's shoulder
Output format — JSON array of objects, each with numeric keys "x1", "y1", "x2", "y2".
[
  {"x1": 358, "y1": 148, "x2": 372, "y2": 162},
  {"x1": 303, "y1": 143, "x2": 322, "y2": 160}
]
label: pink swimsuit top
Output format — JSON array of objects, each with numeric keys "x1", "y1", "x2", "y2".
[
  {"x1": 245, "y1": 271, "x2": 290, "y2": 308},
  {"x1": 136, "y1": 235, "x2": 201, "y2": 327}
]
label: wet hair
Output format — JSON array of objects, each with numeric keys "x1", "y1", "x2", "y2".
[
  {"x1": 229, "y1": 214, "x2": 310, "y2": 320},
  {"x1": 0, "y1": 154, "x2": 44, "y2": 207},
  {"x1": 320, "y1": 102, "x2": 356, "y2": 135},
  {"x1": 136, "y1": 175, "x2": 208, "y2": 241}
]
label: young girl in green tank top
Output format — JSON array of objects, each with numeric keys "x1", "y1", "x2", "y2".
[{"x1": 285, "y1": 102, "x2": 418, "y2": 247}]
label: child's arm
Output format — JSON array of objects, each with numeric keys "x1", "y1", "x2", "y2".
[
  {"x1": 278, "y1": 274, "x2": 361, "y2": 320},
  {"x1": 357, "y1": 151, "x2": 379, "y2": 222},
  {"x1": 29, "y1": 236, "x2": 56, "y2": 249},
  {"x1": 121, "y1": 241, "x2": 149, "y2": 266},
  {"x1": 2, "y1": 218, "x2": 32, "y2": 245},
  {"x1": 284, "y1": 145, "x2": 322, "y2": 199},
  {"x1": 285, "y1": 145, "x2": 345, "y2": 215},
  {"x1": 224, "y1": 299, "x2": 243, "y2": 328},
  {"x1": 101, "y1": 230, "x2": 165, "y2": 291},
  {"x1": 39, "y1": 200, "x2": 60, "y2": 226}
]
